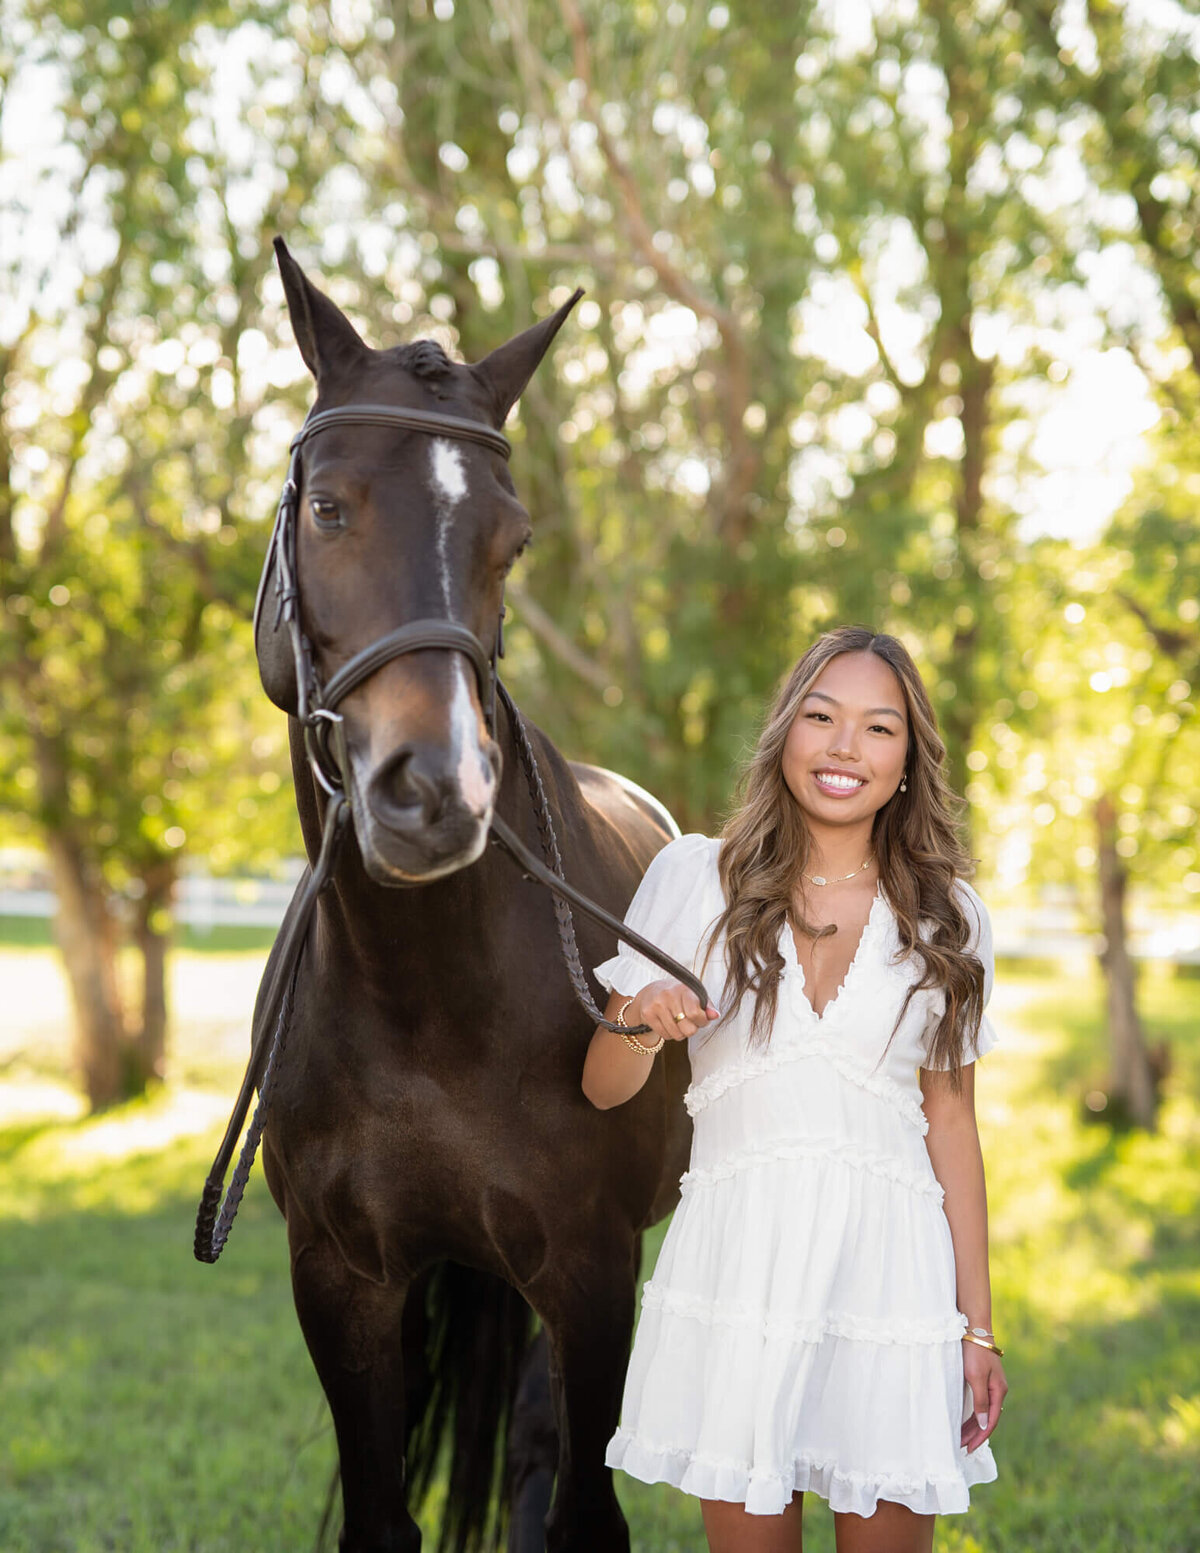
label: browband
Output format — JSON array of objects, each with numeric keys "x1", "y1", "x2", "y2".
[{"x1": 292, "y1": 404, "x2": 512, "y2": 461}]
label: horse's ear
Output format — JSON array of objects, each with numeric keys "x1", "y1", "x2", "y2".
[
  {"x1": 473, "y1": 288, "x2": 584, "y2": 425},
  {"x1": 274, "y1": 237, "x2": 367, "y2": 383}
]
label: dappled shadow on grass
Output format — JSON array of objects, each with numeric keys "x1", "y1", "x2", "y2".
[
  {"x1": 979, "y1": 1292, "x2": 1200, "y2": 1552},
  {"x1": 963, "y1": 970, "x2": 1200, "y2": 1552},
  {"x1": 0, "y1": 1115, "x2": 336, "y2": 1553}
]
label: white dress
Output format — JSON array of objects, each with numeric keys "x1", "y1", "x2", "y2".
[{"x1": 595, "y1": 833, "x2": 999, "y2": 1518}]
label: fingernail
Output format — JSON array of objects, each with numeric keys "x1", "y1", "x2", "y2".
[{"x1": 976, "y1": 1412, "x2": 988, "y2": 1430}]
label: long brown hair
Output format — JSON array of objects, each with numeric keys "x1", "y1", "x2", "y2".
[{"x1": 704, "y1": 626, "x2": 984, "y2": 1076}]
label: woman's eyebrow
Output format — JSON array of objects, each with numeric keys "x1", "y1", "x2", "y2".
[{"x1": 805, "y1": 691, "x2": 905, "y2": 720}]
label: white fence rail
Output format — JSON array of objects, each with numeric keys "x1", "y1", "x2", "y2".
[{"x1": 1, "y1": 853, "x2": 1198, "y2": 960}]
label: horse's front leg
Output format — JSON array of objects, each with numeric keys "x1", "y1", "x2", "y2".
[
  {"x1": 529, "y1": 1223, "x2": 638, "y2": 1553},
  {"x1": 289, "y1": 1233, "x2": 421, "y2": 1553}
]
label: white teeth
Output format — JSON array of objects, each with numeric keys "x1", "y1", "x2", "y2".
[{"x1": 816, "y1": 771, "x2": 864, "y2": 790}]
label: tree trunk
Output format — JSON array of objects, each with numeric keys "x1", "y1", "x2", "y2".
[
  {"x1": 45, "y1": 831, "x2": 129, "y2": 1111},
  {"x1": 1095, "y1": 795, "x2": 1157, "y2": 1129},
  {"x1": 132, "y1": 860, "x2": 176, "y2": 1089}
]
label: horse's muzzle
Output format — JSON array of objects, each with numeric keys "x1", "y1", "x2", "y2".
[{"x1": 351, "y1": 741, "x2": 498, "y2": 885}]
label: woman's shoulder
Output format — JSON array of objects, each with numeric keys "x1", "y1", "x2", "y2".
[
  {"x1": 640, "y1": 831, "x2": 721, "y2": 885},
  {"x1": 911, "y1": 876, "x2": 991, "y2": 947}
]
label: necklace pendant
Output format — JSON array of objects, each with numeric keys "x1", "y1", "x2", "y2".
[{"x1": 811, "y1": 875, "x2": 826, "y2": 886}]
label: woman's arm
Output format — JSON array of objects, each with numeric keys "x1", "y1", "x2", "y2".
[
  {"x1": 582, "y1": 979, "x2": 717, "y2": 1110},
  {"x1": 921, "y1": 1062, "x2": 1008, "y2": 1453}
]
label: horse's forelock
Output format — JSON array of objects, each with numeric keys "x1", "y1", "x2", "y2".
[{"x1": 386, "y1": 339, "x2": 455, "y2": 380}]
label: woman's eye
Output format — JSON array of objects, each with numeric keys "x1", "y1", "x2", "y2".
[{"x1": 310, "y1": 498, "x2": 343, "y2": 531}]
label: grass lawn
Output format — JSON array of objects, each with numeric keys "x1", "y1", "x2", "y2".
[{"x1": 1, "y1": 945, "x2": 1198, "y2": 1551}]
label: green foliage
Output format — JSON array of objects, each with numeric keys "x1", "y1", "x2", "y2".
[{"x1": 4, "y1": 0, "x2": 1200, "y2": 1092}]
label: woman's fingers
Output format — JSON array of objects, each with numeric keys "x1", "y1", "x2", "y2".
[
  {"x1": 961, "y1": 1356, "x2": 1006, "y2": 1452},
  {"x1": 642, "y1": 983, "x2": 717, "y2": 1040},
  {"x1": 987, "y1": 1368, "x2": 1007, "y2": 1433}
]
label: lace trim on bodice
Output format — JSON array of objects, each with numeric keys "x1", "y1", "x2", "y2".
[{"x1": 684, "y1": 1036, "x2": 929, "y2": 1133}]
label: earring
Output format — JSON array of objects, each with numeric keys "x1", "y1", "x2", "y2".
[{"x1": 899, "y1": 772, "x2": 908, "y2": 793}]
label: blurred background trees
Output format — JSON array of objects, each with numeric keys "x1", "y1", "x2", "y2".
[{"x1": 2, "y1": 0, "x2": 1196, "y2": 1116}]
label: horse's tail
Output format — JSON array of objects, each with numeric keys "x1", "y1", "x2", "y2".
[{"x1": 407, "y1": 1261, "x2": 533, "y2": 1553}]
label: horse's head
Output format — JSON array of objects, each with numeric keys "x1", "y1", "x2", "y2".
[{"x1": 257, "y1": 239, "x2": 580, "y2": 885}]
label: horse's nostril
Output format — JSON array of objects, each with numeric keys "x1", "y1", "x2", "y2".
[{"x1": 371, "y1": 749, "x2": 444, "y2": 828}]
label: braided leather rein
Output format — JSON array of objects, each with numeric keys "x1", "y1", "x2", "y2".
[{"x1": 195, "y1": 402, "x2": 711, "y2": 1263}]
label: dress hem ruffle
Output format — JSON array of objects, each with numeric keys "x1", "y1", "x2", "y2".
[{"x1": 606, "y1": 1428, "x2": 997, "y2": 1518}]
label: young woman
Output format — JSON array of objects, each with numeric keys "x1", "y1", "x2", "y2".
[{"x1": 583, "y1": 626, "x2": 1006, "y2": 1553}]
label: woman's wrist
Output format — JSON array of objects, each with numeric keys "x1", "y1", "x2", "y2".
[{"x1": 612, "y1": 993, "x2": 664, "y2": 1056}]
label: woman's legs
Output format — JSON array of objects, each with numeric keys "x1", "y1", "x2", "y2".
[
  {"x1": 700, "y1": 1492, "x2": 934, "y2": 1553},
  {"x1": 701, "y1": 1494, "x2": 803, "y2": 1553},
  {"x1": 833, "y1": 1502, "x2": 934, "y2": 1553}
]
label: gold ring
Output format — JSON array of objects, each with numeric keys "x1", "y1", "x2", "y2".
[{"x1": 674, "y1": 1012, "x2": 687, "y2": 1022}]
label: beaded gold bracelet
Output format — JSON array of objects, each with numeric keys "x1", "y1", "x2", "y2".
[{"x1": 613, "y1": 996, "x2": 665, "y2": 1056}]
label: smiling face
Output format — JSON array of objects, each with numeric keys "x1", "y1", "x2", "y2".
[{"x1": 780, "y1": 650, "x2": 909, "y2": 828}]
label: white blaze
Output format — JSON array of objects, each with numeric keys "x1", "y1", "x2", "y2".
[
  {"x1": 429, "y1": 438, "x2": 494, "y2": 817},
  {"x1": 450, "y1": 662, "x2": 495, "y2": 816},
  {"x1": 430, "y1": 438, "x2": 468, "y2": 610},
  {"x1": 431, "y1": 438, "x2": 467, "y2": 502}
]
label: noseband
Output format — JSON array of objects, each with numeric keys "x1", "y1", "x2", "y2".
[{"x1": 197, "y1": 399, "x2": 712, "y2": 1263}]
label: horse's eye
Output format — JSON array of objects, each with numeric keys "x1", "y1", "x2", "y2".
[
  {"x1": 309, "y1": 497, "x2": 343, "y2": 532},
  {"x1": 506, "y1": 536, "x2": 531, "y2": 574}
]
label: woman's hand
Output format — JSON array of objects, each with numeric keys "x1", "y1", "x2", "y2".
[
  {"x1": 629, "y1": 978, "x2": 720, "y2": 1044},
  {"x1": 960, "y1": 1341, "x2": 1007, "y2": 1453},
  {"x1": 582, "y1": 981, "x2": 720, "y2": 1110}
]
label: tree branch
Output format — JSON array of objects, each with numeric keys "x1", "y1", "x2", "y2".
[
  {"x1": 508, "y1": 582, "x2": 612, "y2": 692},
  {"x1": 555, "y1": 0, "x2": 758, "y2": 544},
  {"x1": 1115, "y1": 590, "x2": 1200, "y2": 665}
]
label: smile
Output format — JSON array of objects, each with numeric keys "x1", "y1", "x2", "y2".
[{"x1": 813, "y1": 770, "x2": 866, "y2": 794}]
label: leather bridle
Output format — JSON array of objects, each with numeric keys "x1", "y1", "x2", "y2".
[
  {"x1": 252, "y1": 402, "x2": 512, "y2": 796},
  {"x1": 196, "y1": 400, "x2": 713, "y2": 1264}
]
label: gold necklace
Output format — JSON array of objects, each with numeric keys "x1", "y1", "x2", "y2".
[{"x1": 802, "y1": 855, "x2": 874, "y2": 887}]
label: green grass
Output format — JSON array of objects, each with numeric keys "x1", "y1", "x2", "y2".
[
  {"x1": 1, "y1": 955, "x2": 1198, "y2": 1550},
  {"x1": 0, "y1": 916, "x2": 280, "y2": 953}
]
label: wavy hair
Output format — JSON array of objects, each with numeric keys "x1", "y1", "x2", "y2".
[{"x1": 704, "y1": 626, "x2": 985, "y2": 1078}]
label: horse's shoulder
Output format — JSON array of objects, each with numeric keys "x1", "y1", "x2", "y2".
[{"x1": 569, "y1": 761, "x2": 679, "y2": 853}]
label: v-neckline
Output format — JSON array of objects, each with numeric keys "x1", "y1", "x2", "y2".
[{"x1": 783, "y1": 890, "x2": 884, "y2": 1024}]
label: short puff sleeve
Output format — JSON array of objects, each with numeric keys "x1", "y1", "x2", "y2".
[
  {"x1": 920, "y1": 880, "x2": 999, "y2": 1069},
  {"x1": 593, "y1": 833, "x2": 722, "y2": 1000}
]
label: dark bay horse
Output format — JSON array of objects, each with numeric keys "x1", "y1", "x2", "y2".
[{"x1": 242, "y1": 241, "x2": 691, "y2": 1552}]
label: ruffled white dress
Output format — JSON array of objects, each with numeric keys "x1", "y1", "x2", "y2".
[{"x1": 596, "y1": 833, "x2": 998, "y2": 1518}]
